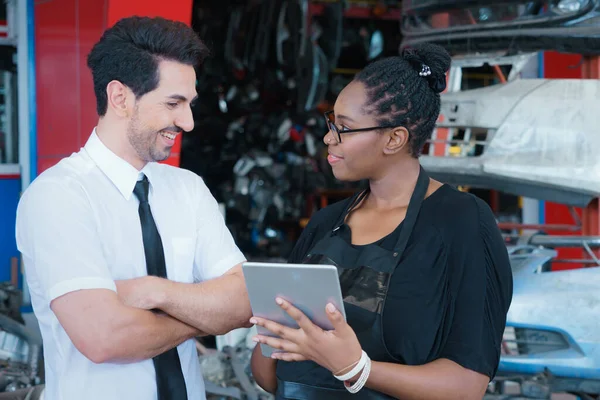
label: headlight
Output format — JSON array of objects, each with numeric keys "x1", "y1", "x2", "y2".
[{"x1": 555, "y1": 0, "x2": 589, "y2": 13}]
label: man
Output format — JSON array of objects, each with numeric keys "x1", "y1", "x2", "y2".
[{"x1": 15, "y1": 16, "x2": 252, "y2": 399}]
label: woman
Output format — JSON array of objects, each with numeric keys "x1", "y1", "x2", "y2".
[{"x1": 249, "y1": 43, "x2": 513, "y2": 399}]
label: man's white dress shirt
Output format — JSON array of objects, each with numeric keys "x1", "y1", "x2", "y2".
[{"x1": 15, "y1": 130, "x2": 247, "y2": 399}]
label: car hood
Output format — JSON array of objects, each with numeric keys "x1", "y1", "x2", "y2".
[{"x1": 401, "y1": 0, "x2": 600, "y2": 55}]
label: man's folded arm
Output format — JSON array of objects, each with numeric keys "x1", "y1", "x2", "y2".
[{"x1": 51, "y1": 288, "x2": 201, "y2": 364}]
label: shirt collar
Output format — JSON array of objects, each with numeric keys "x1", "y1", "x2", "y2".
[{"x1": 84, "y1": 129, "x2": 157, "y2": 200}]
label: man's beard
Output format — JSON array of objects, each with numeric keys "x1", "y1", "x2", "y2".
[{"x1": 126, "y1": 113, "x2": 170, "y2": 163}]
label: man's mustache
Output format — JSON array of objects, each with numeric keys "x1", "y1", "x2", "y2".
[{"x1": 161, "y1": 126, "x2": 182, "y2": 133}]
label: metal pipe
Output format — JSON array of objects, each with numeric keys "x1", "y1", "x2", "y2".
[
  {"x1": 527, "y1": 235, "x2": 600, "y2": 248},
  {"x1": 426, "y1": 138, "x2": 490, "y2": 145},
  {"x1": 27, "y1": 0, "x2": 37, "y2": 186},
  {"x1": 497, "y1": 223, "x2": 581, "y2": 232},
  {"x1": 16, "y1": 0, "x2": 35, "y2": 307},
  {"x1": 17, "y1": 0, "x2": 30, "y2": 189},
  {"x1": 554, "y1": 259, "x2": 600, "y2": 264}
]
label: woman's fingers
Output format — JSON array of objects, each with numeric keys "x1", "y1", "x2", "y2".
[
  {"x1": 270, "y1": 352, "x2": 308, "y2": 362},
  {"x1": 253, "y1": 335, "x2": 299, "y2": 354},
  {"x1": 276, "y1": 297, "x2": 320, "y2": 335},
  {"x1": 324, "y1": 303, "x2": 348, "y2": 332},
  {"x1": 250, "y1": 316, "x2": 299, "y2": 341}
]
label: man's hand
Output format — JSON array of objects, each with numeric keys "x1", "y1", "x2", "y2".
[{"x1": 115, "y1": 276, "x2": 166, "y2": 310}]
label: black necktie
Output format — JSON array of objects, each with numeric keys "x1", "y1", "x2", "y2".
[{"x1": 133, "y1": 175, "x2": 188, "y2": 400}]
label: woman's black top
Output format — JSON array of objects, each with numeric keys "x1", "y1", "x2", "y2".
[{"x1": 278, "y1": 184, "x2": 513, "y2": 382}]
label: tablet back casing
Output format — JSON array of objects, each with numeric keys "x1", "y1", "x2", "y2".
[{"x1": 242, "y1": 262, "x2": 346, "y2": 357}]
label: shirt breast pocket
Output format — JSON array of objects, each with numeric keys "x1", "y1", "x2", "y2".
[{"x1": 169, "y1": 237, "x2": 195, "y2": 283}]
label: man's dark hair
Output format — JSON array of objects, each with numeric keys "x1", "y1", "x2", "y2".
[
  {"x1": 354, "y1": 43, "x2": 451, "y2": 157},
  {"x1": 87, "y1": 16, "x2": 209, "y2": 116}
]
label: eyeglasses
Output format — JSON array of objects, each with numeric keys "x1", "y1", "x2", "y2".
[{"x1": 323, "y1": 111, "x2": 398, "y2": 143}]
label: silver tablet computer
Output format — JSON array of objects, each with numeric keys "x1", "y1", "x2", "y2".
[{"x1": 242, "y1": 261, "x2": 346, "y2": 357}]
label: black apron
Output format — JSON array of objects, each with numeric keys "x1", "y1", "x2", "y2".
[{"x1": 275, "y1": 167, "x2": 430, "y2": 400}]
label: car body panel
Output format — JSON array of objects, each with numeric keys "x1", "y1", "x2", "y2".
[
  {"x1": 401, "y1": 0, "x2": 600, "y2": 55},
  {"x1": 421, "y1": 78, "x2": 600, "y2": 207}
]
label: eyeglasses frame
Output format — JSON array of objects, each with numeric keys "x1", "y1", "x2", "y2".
[{"x1": 323, "y1": 110, "x2": 400, "y2": 143}]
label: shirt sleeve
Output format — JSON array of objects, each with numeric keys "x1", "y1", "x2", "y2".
[
  {"x1": 192, "y1": 176, "x2": 247, "y2": 281},
  {"x1": 15, "y1": 179, "x2": 117, "y2": 303},
  {"x1": 440, "y1": 198, "x2": 513, "y2": 380}
]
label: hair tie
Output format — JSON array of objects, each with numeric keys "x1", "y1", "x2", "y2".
[{"x1": 401, "y1": 48, "x2": 447, "y2": 93}]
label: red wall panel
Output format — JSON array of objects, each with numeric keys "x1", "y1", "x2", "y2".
[
  {"x1": 77, "y1": 1, "x2": 109, "y2": 149},
  {"x1": 35, "y1": 0, "x2": 108, "y2": 173},
  {"x1": 543, "y1": 51, "x2": 583, "y2": 79},
  {"x1": 35, "y1": 0, "x2": 193, "y2": 173},
  {"x1": 107, "y1": 0, "x2": 194, "y2": 26},
  {"x1": 35, "y1": 0, "x2": 80, "y2": 161}
]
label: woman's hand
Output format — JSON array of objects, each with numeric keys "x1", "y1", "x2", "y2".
[{"x1": 250, "y1": 298, "x2": 363, "y2": 376}]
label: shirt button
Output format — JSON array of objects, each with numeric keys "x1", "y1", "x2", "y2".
[{"x1": 393, "y1": 252, "x2": 398, "y2": 257}]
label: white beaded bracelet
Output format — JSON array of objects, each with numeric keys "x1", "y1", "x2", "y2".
[
  {"x1": 333, "y1": 350, "x2": 368, "y2": 381},
  {"x1": 344, "y1": 355, "x2": 371, "y2": 394}
]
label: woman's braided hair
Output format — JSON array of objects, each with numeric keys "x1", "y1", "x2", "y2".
[{"x1": 354, "y1": 43, "x2": 451, "y2": 157}]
